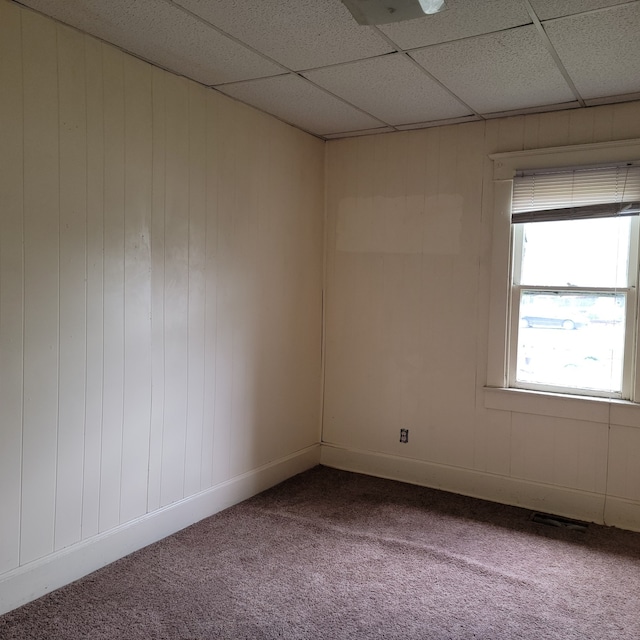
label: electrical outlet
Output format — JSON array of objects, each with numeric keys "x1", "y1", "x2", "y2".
[{"x1": 400, "y1": 428, "x2": 409, "y2": 443}]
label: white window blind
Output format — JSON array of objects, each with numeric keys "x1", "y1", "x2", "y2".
[{"x1": 512, "y1": 163, "x2": 640, "y2": 224}]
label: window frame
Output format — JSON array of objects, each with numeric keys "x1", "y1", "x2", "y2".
[
  {"x1": 509, "y1": 219, "x2": 639, "y2": 399},
  {"x1": 486, "y1": 138, "x2": 640, "y2": 403}
]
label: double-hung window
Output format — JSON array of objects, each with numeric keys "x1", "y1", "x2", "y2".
[{"x1": 509, "y1": 163, "x2": 640, "y2": 399}]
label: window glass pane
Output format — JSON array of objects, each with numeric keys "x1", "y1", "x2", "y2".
[
  {"x1": 516, "y1": 292, "x2": 626, "y2": 394},
  {"x1": 518, "y1": 217, "x2": 630, "y2": 288}
]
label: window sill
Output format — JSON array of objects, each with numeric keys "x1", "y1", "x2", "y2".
[{"x1": 483, "y1": 386, "x2": 640, "y2": 427}]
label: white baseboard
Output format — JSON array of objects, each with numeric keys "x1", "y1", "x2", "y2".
[
  {"x1": 604, "y1": 496, "x2": 640, "y2": 532},
  {"x1": 0, "y1": 444, "x2": 320, "y2": 616},
  {"x1": 320, "y1": 444, "x2": 639, "y2": 533}
]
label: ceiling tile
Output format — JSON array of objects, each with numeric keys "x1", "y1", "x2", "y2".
[
  {"x1": 529, "y1": 0, "x2": 633, "y2": 21},
  {"x1": 410, "y1": 25, "x2": 576, "y2": 114},
  {"x1": 304, "y1": 54, "x2": 471, "y2": 125},
  {"x1": 18, "y1": 0, "x2": 640, "y2": 138},
  {"x1": 20, "y1": 0, "x2": 283, "y2": 85},
  {"x1": 217, "y1": 75, "x2": 383, "y2": 136},
  {"x1": 172, "y1": 0, "x2": 393, "y2": 71},
  {"x1": 378, "y1": 0, "x2": 531, "y2": 50},
  {"x1": 544, "y1": 3, "x2": 640, "y2": 99}
]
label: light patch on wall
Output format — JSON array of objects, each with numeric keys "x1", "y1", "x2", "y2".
[
  {"x1": 422, "y1": 195, "x2": 462, "y2": 255},
  {"x1": 336, "y1": 197, "x2": 423, "y2": 254},
  {"x1": 335, "y1": 194, "x2": 462, "y2": 255}
]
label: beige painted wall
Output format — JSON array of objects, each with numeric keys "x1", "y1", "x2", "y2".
[
  {"x1": 0, "y1": 0, "x2": 324, "y2": 579},
  {"x1": 324, "y1": 104, "x2": 640, "y2": 530}
]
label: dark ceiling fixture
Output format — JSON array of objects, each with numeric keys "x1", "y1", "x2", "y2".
[{"x1": 341, "y1": 0, "x2": 447, "y2": 25}]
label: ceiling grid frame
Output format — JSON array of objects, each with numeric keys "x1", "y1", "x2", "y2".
[{"x1": 13, "y1": 0, "x2": 640, "y2": 139}]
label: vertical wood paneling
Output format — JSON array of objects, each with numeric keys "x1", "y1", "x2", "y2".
[
  {"x1": 402, "y1": 130, "x2": 428, "y2": 422},
  {"x1": 281, "y1": 129, "x2": 324, "y2": 455},
  {"x1": 379, "y1": 133, "x2": 408, "y2": 451},
  {"x1": 553, "y1": 418, "x2": 607, "y2": 492},
  {"x1": 612, "y1": 102, "x2": 640, "y2": 140},
  {"x1": 211, "y1": 96, "x2": 236, "y2": 486},
  {"x1": 381, "y1": 131, "x2": 419, "y2": 457},
  {"x1": 424, "y1": 127, "x2": 456, "y2": 463},
  {"x1": 184, "y1": 82, "x2": 207, "y2": 496},
  {"x1": 324, "y1": 104, "x2": 640, "y2": 509},
  {"x1": 229, "y1": 105, "x2": 261, "y2": 478},
  {"x1": 430, "y1": 124, "x2": 476, "y2": 466},
  {"x1": 322, "y1": 140, "x2": 347, "y2": 445},
  {"x1": 361, "y1": 135, "x2": 394, "y2": 444},
  {"x1": 418, "y1": 125, "x2": 442, "y2": 431},
  {"x1": 160, "y1": 73, "x2": 190, "y2": 506},
  {"x1": 148, "y1": 67, "x2": 166, "y2": 512},
  {"x1": 496, "y1": 115, "x2": 525, "y2": 153},
  {"x1": 456, "y1": 120, "x2": 485, "y2": 413},
  {"x1": 55, "y1": 23, "x2": 87, "y2": 551},
  {"x1": 496, "y1": 115, "x2": 524, "y2": 153},
  {"x1": 200, "y1": 91, "x2": 219, "y2": 491},
  {"x1": 1, "y1": 1, "x2": 325, "y2": 585},
  {"x1": 592, "y1": 104, "x2": 614, "y2": 143},
  {"x1": 0, "y1": 0, "x2": 24, "y2": 573},
  {"x1": 511, "y1": 413, "x2": 608, "y2": 492},
  {"x1": 20, "y1": 9, "x2": 60, "y2": 564},
  {"x1": 99, "y1": 44, "x2": 126, "y2": 533},
  {"x1": 522, "y1": 114, "x2": 540, "y2": 150},
  {"x1": 473, "y1": 409, "x2": 512, "y2": 476},
  {"x1": 607, "y1": 426, "x2": 640, "y2": 501},
  {"x1": 120, "y1": 56, "x2": 153, "y2": 523},
  {"x1": 324, "y1": 138, "x2": 375, "y2": 448},
  {"x1": 567, "y1": 108, "x2": 595, "y2": 146},
  {"x1": 251, "y1": 120, "x2": 323, "y2": 467},
  {"x1": 473, "y1": 117, "x2": 499, "y2": 392},
  {"x1": 253, "y1": 119, "x2": 278, "y2": 463},
  {"x1": 537, "y1": 110, "x2": 570, "y2": 148},
  {"x1": 82, "y1": 34, "x2": 105, "y2": 540}
]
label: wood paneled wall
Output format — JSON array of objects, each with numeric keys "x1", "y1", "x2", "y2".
[
  {"x1": 0, "y1": 0, "x2": 323, "y2": 576},
  {"x1": 324, "y1": 103, "x2": 640, "y2": 524}
]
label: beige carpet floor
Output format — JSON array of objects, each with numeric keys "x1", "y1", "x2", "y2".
[{"x1": 1, "y1": 466, "x2": 639, "y2": 639}]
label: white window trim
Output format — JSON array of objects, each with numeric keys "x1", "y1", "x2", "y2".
[
  {"x1": 509, "y1": 220, "x2": 639, "y2": 400},
  {"x1": 485, "y1": 138, "x2": 640, "y2": 407}
]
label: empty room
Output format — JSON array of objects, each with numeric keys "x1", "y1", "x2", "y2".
[{"x1": 1, "y1": 0, "x2": 639, "y2": 637}]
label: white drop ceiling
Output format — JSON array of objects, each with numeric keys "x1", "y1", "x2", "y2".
[{"x1": 15, "y1": 0, "x2": 640, "y2": 139}]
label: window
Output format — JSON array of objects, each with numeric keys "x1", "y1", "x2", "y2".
[
  {"x1": 486, "y1": 140, "x2": 640, "y2": 402},
  {"x1": 509, "y1": 164, "x2": 640, "y2": 398}
]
